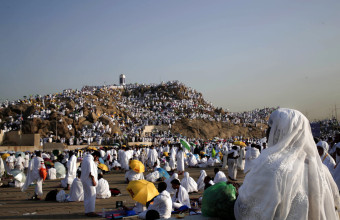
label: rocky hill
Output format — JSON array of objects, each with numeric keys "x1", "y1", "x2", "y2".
[{"x1": 0, "y1": 81, "x2": 271, "y2": 142}]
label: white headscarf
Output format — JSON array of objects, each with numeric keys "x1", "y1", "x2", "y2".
[
  {"x1": 165, "y1": 173, "x2": 178, "y2": 194},
  {"x1": 180, "y1": 172, "x2": 198, "y2": 193},
  {"x1": 197, "y1": 170, "x2": 207, "y2": 191},
  {"x1": 234, "y1": 108, "x2": 340, "y2": 220}
]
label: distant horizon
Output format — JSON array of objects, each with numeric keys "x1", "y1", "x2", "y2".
[{"x1": 1, "y1": 1, "x2": 339, "y2": 120}]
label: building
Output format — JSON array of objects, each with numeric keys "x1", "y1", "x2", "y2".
[{"x1": 119, "y1": 74, "x2": 126, "y2": 86}]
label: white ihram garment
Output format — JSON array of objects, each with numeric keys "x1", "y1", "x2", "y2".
[
  {"x1": 61, "y1": 155, "x2": 77, "y2": 187},
  {"x1": 68, "y1": 177, "x2": 84, "y2": 202},
  {"x1": 234, "y1": 108, "x2": 340, "y2": 220},
  {"x1": 214, "y1": 171, "x2": 228, "y2": 184},
  {"x1": 317, "y1": 141, "x2": 336, "y2": 175},
  {"x1": 21, "y1": 156, "x2": 44, "y2": 197},
  {"x1": 196, "y1": 170, "x2": 207, "y2": 191},
  {"x1": 80, "y1": 154, "x2": 98, "y2": 213},
  {"x1": 172, "y1": 185, "x2": 191, "y2": 209},
  {"x1": 96, "y1": 178, "x2": 111, "y2": 199},
  {"x1": 165, "y1": 173, "x2": 178, "y2": 194},
  {"x1": 138, "y1": 190, "x2": 172, "y2": 219},
  {"x1": 180, "y1": 172, "x2": 198, "y2": 193}
]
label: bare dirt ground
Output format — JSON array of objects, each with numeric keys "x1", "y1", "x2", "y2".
[{"x1": 0, "y1": 166, "x2": 245, "y2": 220}]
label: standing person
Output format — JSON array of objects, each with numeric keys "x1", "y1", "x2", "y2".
[
  {"x1": 81, "y1": 151, "x2": 100, "y2": 217},
  {"x1": 21, "y1": 151, "x2": 45, "y2": 200},
  {"x1": 61, "y1": 151, "x2": 77, "y2": 190},
  {"x1": 176, "y1": 147, "x2": 185, "y2": 175},
  {"x1": 24, "y1": 152, "x2": 30, "y2": 170},
  {"x1": 221, "y1": 143, "x2": 229, "y2": 169},
  {"x1": 227, "y1": 146, "x2": 239, "y2": 181},
  {"x1": 234, "y1": 108, "x2": 340, "y2": 220},
  {"x1": 6, "y1": 153, "x2": 15, "y2": 171},
  {"x1": 169, "y1": 145, "x2": 176, "y2": 171},
  {"x1": 15, "y1": 154, "x2": 25, "y2": 171},
  {"x1": 148, "y1": 146, "x2": 158, "y2": 169}
]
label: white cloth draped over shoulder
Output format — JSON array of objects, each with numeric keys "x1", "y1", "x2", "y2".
[
  {"x1": 234, "y1": 108, "x2": 340, "y2": 220},
  {"x1": 180, "y1": 172, "x2": 198, "y2": 193},
  {"x1": 196, "y1": 170, "x2": 207, "y2": 191}
]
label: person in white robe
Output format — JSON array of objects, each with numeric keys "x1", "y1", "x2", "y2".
[
  {"x1": 24, "y1": 152, "x2": 30, "y2": 169},
  {"x1": 227, "y1": 146, "x2": 239, "y2": 181},
  {"x1": 120, "y1": 149, "x2": 131, "y2": 171},
  {"x1": 207, "y1": 157, "x2": 215, "y2": 167},
  {"x1": 213, "y1": 168, "x2": 228, "y2": 183},
  {"x1": 188, "y1": 154, "x2": 198, "y2": 167},
  {"x1": 163, "y1": 161, "x2": 171, "y2": 172},
  {"x1": 196, "y1": 170, "x2": 207, "y2": 191},
  {"x1": 80, "y1": 151, "x2": 99, "y2": 217},
  {"x1": 146, "y1": 170, "x2": 160, "y2": 183},
  {"x1": 234, "y1": 108, "x2": 340, "y2": 220},
  {"x1": 165, "y1": 173, "x2": 178, "y2": 194},
  {"x1": 170, "y1": 179, "x2": 191, "y2": 209},
  {"x1": 48, "y1": 167, "x2": 57, "y2": 180},
  {"x1": 15, "y1": 154, "x2": 25, "y2": 171},
  {"x1": 317, "y1": 140, "x2": 335, "y2": 174},
  {"x1": 125, "y1": 169, "x2": 144, "y2": 183},
  {"x1": 244, "y1": 144, "x2": 260, "y2": 174},
  {"x1": 176, "y1": 148, "x2": 185, "y2": 174},
  {"x1": 96, "y1": 173, "x2": 111, "y2": 199},
  {"x1": 237, "y1": 146, "x2": 245, "y2": 171},
  {"x1": 61, "y1": 151, "x2": 77, "y2": 189},
  {"x1": 6, "y1": 154, "x2": 15, "y2": 171},
  {"x1": 169, "y1": 146, "x2": 177, "y2": 171},
  {"x1": 138, "y1": 182, "x2": 172, "y2": 219},
  {"x1": 21, "y1": 151, "x2": 44, "y2": 200},
  {"x1": 221, "y1": 144, "x2": 229, "y2": 169},
  {"x1": 148, "y1": 146, "x2": 158, "y2": 169},
  {"x1": 68, "y1": 171, "x2": 84, "y2": 202},
  {"x1": 198, "y1": 156, "x2": 208, "y2": 168},
  {"x1": 180, "y1": 172, "x2": 198, "y2": 193}
]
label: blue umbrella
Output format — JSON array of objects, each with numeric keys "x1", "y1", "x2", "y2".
[
  {"x1": 99, "y1": 158, "x2": 105, "y2": 164},
  {"x1": 157, "y1": 168, "x2": 170, "y2": 179}
]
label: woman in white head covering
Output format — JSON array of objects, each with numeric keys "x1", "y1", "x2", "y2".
[
  {"x1": 316, "y1": 141, "x2": 336, "y2": 174},
  {"x1": 234, "y1": 108, "x2": 340, "y2": 220},
  {"x1": 180, "y1": 172, "x2": 198, "y2": 193},
  {"x1": 197, "y1": 170, "x2": 207, "y2": 191},
  {"x1": 165, "y1": 173, "x2": 179, "y2": 194}
]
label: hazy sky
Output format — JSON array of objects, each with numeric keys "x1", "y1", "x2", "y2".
[{"x1": 1, "y1": 1, "x2": 339, "y2": 120}]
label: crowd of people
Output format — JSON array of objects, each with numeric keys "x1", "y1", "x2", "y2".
[
  {"x1": 1, "y1": 108, "x2": 340, "y2": 219},
  {"x1": 0, "y1": 81, "x2": 276, "y2": 147}
]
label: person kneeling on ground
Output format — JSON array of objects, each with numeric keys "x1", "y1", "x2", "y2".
[{"x1": 138, "y1": 182, "x2": 172, "y2": 219}]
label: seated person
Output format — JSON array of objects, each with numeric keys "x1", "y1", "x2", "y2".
[
  {"x1": 125, "y1": 169, "x2": 144, "y2": 183},
  {"x1": 48, "y1": 167, "x2": 57, "y2": 180},
  {"x1": 204, "y1": 176, "x2": 214, "y2": 190},
  {"x1": 68, "y1": 170, "x2": 84, "y2": 202},
  {"x1": 96, "y1": 173, "x2": 111, "y2": 199},
  {"x1": 213, "y1": 168, "x2": 228, "y2": 184},
  {"x1": 171, "y1": 179, "x2": 191, "y2": 209},
  {"x1": 138, "y1": 182, "x2": 172, "y2": 219}
]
